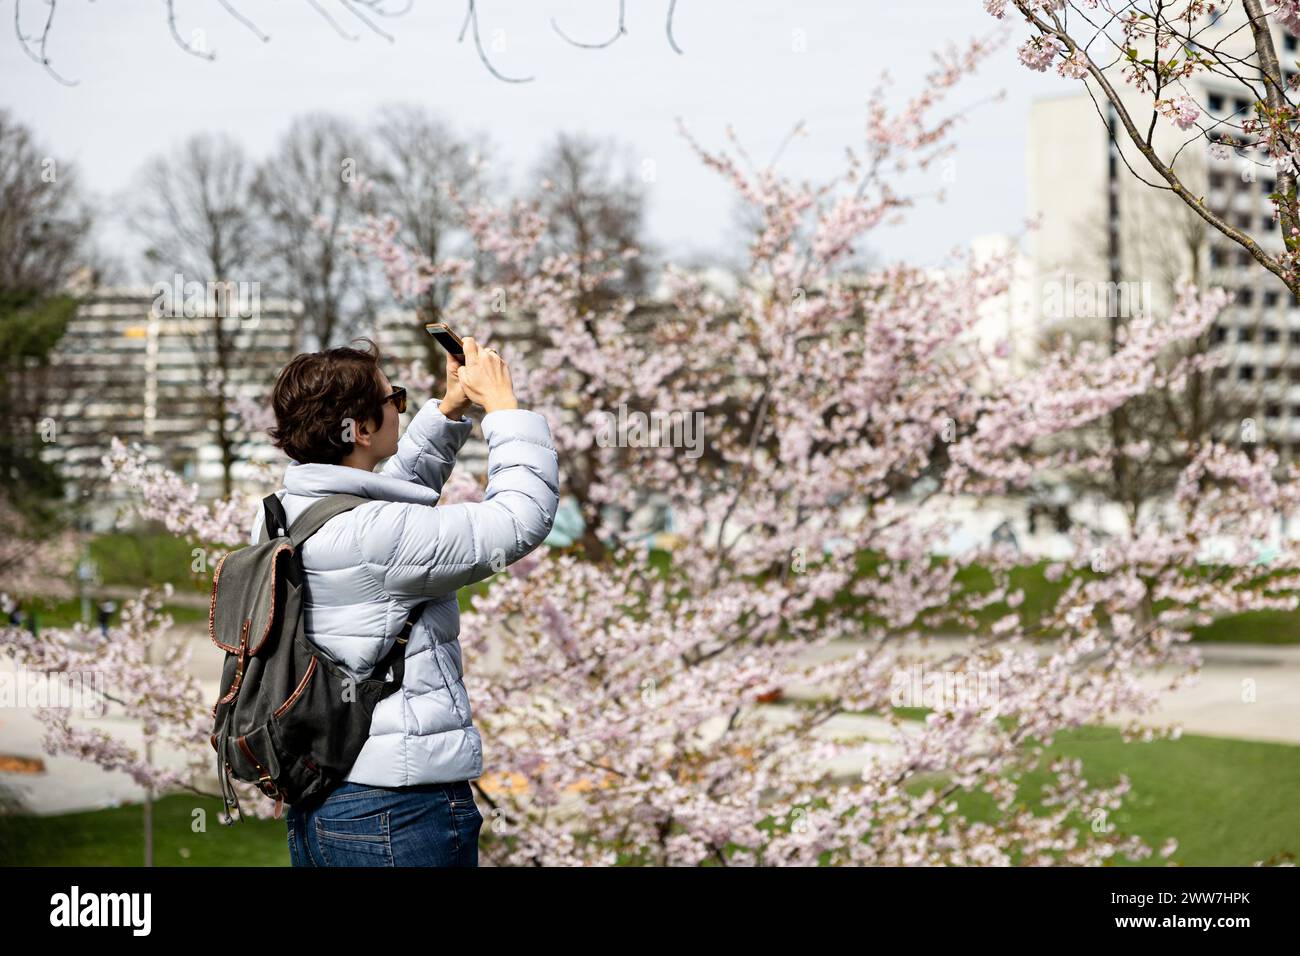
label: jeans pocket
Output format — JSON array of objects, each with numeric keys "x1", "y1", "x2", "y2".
[
  {"x1": 315, "y1": 810, "x2": 395, "y2": 867},
  {"x1": 443, "y1": 780, "x2": 474, "y2": 807},
  {"x1": 456, "y1": 801, "x2": 483, "y2": 862}
]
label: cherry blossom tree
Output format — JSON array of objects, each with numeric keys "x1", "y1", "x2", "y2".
[{"x1": 344, "y1": 31, "x2": 1296, "y2": 864}]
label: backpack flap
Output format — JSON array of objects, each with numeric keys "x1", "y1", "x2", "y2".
[{"x1": 209, "y1": 541, "x2": 295, "y2": 656}]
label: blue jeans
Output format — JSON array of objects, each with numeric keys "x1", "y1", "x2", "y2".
[{"x1": 286, "y1": 779, "x2": 483, "y2": 867}]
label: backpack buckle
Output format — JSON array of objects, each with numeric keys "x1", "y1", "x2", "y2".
[{"x1": 257, "y1": 774, "x2": 280, "y2": 799}]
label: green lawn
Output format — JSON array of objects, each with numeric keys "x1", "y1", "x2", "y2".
[
  {"x1": 19, "y1": 597, "x2": 206, "y2": 631},
  {"x1": 767, "y1": 550, "x2": 1300, "y2": 645},
  {"x1": 947, "y1": 726, "x2": 1300, "y2": 867},
  {"x1": 89, "y1": 531, "x2": 205, "y2": 590},
  {"x1": 0, "y1": 794, "x2": 292, "y2": 867},
  {"x1": 2, "y1": 726, "x2": 1295, "y2": 866}
]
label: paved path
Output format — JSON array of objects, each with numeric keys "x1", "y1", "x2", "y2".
[
  {"x1": 2, "y1": 629, "x2": 1297, "y2": 816},
  {"x1": 780, "y1": 636, "x2": 1300, "y2": 747}
]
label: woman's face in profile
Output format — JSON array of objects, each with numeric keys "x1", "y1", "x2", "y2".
[{"x1": 371, "y1": 369, "x2": 402, "y2": 460}]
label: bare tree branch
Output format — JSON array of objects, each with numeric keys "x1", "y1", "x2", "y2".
[
  {"x1": 14, "y1": 0, "x2": 689, "y2": 82},
  {"x1": 551, "y1": 0, "x2": 627, "y2": 49}
]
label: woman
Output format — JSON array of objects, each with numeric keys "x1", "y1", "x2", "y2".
[{"x1": 255, "y1": 335, "x2": 558, "y2": 866}]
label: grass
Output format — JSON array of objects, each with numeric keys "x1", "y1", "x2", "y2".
[
  {"x1": 0, "y1": 793, "x2": 292, "y2": 867},
  {"x1": 919, "y1": 724, "x2": 1300, "y2": 866},
  {"x1": 2, "y1": 725, "x2": 1295, "y2": 866},
  {"x1": 17, "y1": 597, "x2": 206, "y2": 631},
  {"x1": 742, "y1": 721, "x2": 1300, "y2": 867},
  {"x1": 1009, "y1": 725, "x2": 1300, "y2": 867},
  {"x1": 1190, "y1": 608, "x2": 1300, "y2": 644},
  {"x1": 735, "y1": 548, "x2": 1300, "y2": 646},
  {"x1": 88, "y1": 531, "x2": 203, "y2": 590}
]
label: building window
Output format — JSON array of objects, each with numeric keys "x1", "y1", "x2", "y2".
[
  {"x1": 1210, "y1": 171, "x2": 1226, "y2": 189},
  {"x1": 1239, "y1": 327, "x2": 1255, "y2": 342},
  {"x1": 1267, "y1": 403, "x2": 1282, "y2": 417},
  {"x1": 1214, "y1": 324, "x2": 1228, "y2": 343},
  {"x1": 1288, "y1": 34, "x2": 1299, "y2": 53},
  {"x1": 1209, "y1": 92, "x2": 1226, "y2": 113},
  {"x1": 1263, "y1": 178, "x2": 1277, "y2": 194},
  {"x1": 1235, "y1": 97, "x2": 1252, "y2": 115},
  {"x1": 1239, "y1": 249, "x2": 1253, "y2": 266},
  {"x1": 1265, "y1": 289, "x2": 1280, "y2": 308},
  {"x1": 1265, "y1": 326, "x2": 1280, "y2": 343},
  {"x1": 1239, "y1": 365, "x2": 1256, "y2": 380},
  {"x1": 1239, "y1": 288, "x2": 1254, "y2": 305},
  {"x1": 1266, "y1": 365, "x2": 1282, "y2": 380},
  {"x1": 1292, "y1": 405, "x2": 1300, "y2": 417},
  {"x1": 1238, "y1": 212, "x2": 1254, "y2": 229}
]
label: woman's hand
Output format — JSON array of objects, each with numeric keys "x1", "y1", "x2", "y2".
[
  {"x1": 439, "y1": 350, "x2": 472, "y2": 420},
  {"x1": 458, "y1": 337, "x2": 518, "y2": 414}
]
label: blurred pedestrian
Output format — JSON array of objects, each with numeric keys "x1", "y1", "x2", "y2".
[{"x1": 97, "y1": 598, "x2": 118, "y2": 636}]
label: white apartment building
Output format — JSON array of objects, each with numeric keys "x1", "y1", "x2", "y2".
[
  {"x1": 41, "y1": 286, "x2": 298, "y2": 516},
  {"x1": 1028, "y1": 13, "x2": 1300, "y2": 457}
]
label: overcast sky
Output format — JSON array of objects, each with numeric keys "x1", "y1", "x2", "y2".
[{"x1": 1, "y1": 1, "x2": 1066, "y2": 275}]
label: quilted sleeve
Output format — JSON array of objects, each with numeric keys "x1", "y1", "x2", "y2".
[
  {"x1": 379, "y1": 398, "x2": 475, "y2": 495},
  {"x1": 357, "y1": 408, "x2": 560, "y2": 604}
]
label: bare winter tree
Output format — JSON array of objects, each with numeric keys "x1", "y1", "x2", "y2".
[
  {"x1": 1045, "y1": 186, "x2": 1256, "y2": 530},
  {"x1": 0, "y1": 110, "x2": 91, "y2": 296},
  {"x1": 253, "y1": 113, "x2": 375, "y2": 351},
  {"x1": 365, "y1": 104, "x2": 502, "y2": 392},
  {"x1": 129, "y1": 133, "x2": 267, "y2": 498},
  {"x1": 370, "y1": 106, "x2": 498, "y2": 317},
  {"x1": 529, "y1": 130, "x2": 655, "y2": 305},
  {"x1": 0, "y1": 109, "x2": 93, "y2": 508}
]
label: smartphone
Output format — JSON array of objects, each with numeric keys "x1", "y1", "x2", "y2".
[{"x1": 424, "y1": 322, "x2": 465, "y2": 363}]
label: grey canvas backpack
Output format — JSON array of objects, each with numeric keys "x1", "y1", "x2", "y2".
[{"x1": 208, "y1": 493, "x2": 420, "y2": 822}]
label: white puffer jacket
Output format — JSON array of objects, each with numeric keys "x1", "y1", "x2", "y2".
[{"x1": 249, "y1": 402, "x2": 559, "y2": 787}]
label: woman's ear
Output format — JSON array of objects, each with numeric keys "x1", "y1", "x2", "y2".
[{"x1": 351, "y1": 417, "x2": 374, "y2": 449}]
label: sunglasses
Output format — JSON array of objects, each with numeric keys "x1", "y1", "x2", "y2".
[{"x1": 382, "y1": 386, "x2": 407, "y2": 415}]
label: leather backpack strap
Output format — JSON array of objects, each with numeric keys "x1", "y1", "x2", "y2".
[
  {"x1": 268, "y1": 492, "x2": 423, "y2": 689},
  {"x1": 284, "y1": 494, "x2": 371, "y2": 547},
  {"x1": 258, "y1": 494, "x2": 289, "y2": 545}
]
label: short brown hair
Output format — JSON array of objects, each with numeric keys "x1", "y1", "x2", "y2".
[{"x1": 269, "y1": 339, "x2": 388, "y2": 465}]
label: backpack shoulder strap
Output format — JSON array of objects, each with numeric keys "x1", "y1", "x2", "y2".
[
  {"x1": 289, "y1": 493, "x2": 371, "y2": 546},
  {"x1": 257, "y1": 493, "x2": 371, "y2": 548},
  {"x1": 258, "y1": 494, "x2": 289, "y2": 545},
  {"x1": 258, "y1": 491, "x2": 424, "y2": 683}
]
